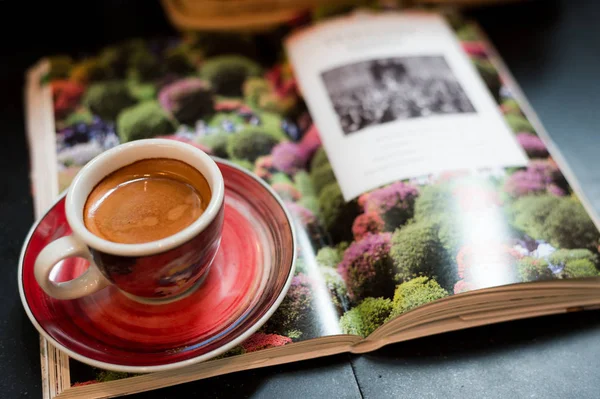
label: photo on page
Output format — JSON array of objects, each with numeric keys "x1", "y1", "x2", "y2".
[
  {"x1": 321, "y1": 55, "x2": 476, "y2": 135},
  {"x1": 287, "y1": 11, "x2": 529, "y2": 200}
]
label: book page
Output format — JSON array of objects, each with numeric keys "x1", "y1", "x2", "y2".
[{"x1": 286, "y1": 11, "x2": 528, "y2": 201}]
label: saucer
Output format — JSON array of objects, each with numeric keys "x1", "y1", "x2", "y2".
[{"x1": 19, "y1": 159, "x2": 296, "y2": 373}]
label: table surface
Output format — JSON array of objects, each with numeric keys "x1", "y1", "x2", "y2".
[{"x1": 2, "y1": 1, "x2": 600, "y2": 397}]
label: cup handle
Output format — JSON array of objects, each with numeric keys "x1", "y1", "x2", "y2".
[{"x1": 34, "y1": 235, "x2": 110, "y2": 300}]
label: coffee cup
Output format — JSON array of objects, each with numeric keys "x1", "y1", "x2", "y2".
[{"x1": 34, "y1": 139, "x2": 225, "y2": 303}]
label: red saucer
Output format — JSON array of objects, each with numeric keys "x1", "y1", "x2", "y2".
[{"x1": 19, "y1": 160, "x2": 296, "y2": 372}]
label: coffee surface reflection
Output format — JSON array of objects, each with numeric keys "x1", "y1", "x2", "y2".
[{"x1": 84, "y1": 158, "x2": 211, "y2": 244}]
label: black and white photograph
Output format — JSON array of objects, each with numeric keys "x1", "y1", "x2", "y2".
[{"x1": 321, "y1": 56, "x2": 476, "y2": 135}]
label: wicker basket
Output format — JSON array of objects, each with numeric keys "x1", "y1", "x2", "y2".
[
  {"x1": 160, "y1": 0, "x2": 523, "y2": 31},
  {"x1": 160, "y1": 0, "x2": 350, "y2": 31}
]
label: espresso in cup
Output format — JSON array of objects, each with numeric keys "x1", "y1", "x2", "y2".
[
  {"x1": 83, "y1": 158, "x2": 212, "y2": 244},
  {"x1": 34, "y1": 139, "x2": 225, "y2": 302}
]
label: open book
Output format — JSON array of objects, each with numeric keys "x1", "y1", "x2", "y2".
[{"x1": 23, "y1": 5, "x2": 600, "y2": 399}]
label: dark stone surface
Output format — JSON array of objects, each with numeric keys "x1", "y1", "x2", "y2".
[
  {"x1": 1, "y1": 0, "x2": 599, "y2": 398},
  {"x1": 352, "y1": 310, "x2": 600, "y2": 399},
  {"x1": 128, "y1": 354, "x2": 361, "y2": 399}
]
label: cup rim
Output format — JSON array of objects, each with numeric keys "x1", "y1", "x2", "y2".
[{"x1": 65, "y1": 138, "x2": 225, "y2": 257}]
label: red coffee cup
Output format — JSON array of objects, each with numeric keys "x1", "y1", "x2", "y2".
[{"x1": 34, "y1": 139, "x2": 225, "y2": 304}]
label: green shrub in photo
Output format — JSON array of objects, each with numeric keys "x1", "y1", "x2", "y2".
[
  {"x1": 542, "y1": 198, "x2": 600, "y2": 250},
  {"x1": 294, "y1": 258, "x2": 307, "y2": 275},
  {"x1": 294, "y1": 171, "x2": 316, "y2": 198},
  {"x1": 413, "y1": 183, "x2": 455, "y2": 221},
  {"x1": 208, "y1": 111, "x2": 246, "y2": 133},
  {"x1": 509, "y1": 196, "x2": 599, "y2": 250},
  {"x1": 83, "y1": 81, "x2": 137, "y2": 121},
  {"x1": 516, "y1": 257, "x2": 554, "y2": 282},
  {"x1": 310, "y1": 147, "x2": 330, "y2": 171},
  {"x1": 255, "y1": 110, "x2": 287, "y2": 142},
  {"x1": 549, "y1": 248, "x2": 597, "y2": 265},
  {"x1": 436, "y1": 215, "x2": 463, "y2": 256},
  {"x1": 298, "y1": 196, "x2": 320, "y2": 215},
  {"x1": 117, "y1": 101, "x2": 177, "y2": 142},
  {"x1": 504, "y1": 113, "x2": 535, "y2": 134},
  {"x1": 311, "y1": 162, "x2": 337, "y2": 195},
  {"x1": 128, "y1": 81, "x2": 157, "y2": 102},
  {"x1": 257, "y1": 91, "x2": 298, "y2": 115},
  {"x1": 561, "y1": 259, "x2": 600, "y2": 278},
  {"x1": 98, "y1": 46, "x2": 129, "y2": 79},
  {"x1": 199, "y1": 55, "x2": 262, "y2": 96},
  {"x1": 270, "y1": 172, "x2": 294, "y2": 185},
  {"x1": 64, "y1": 108, "x2": 94, "y2": 126},
  {"x1": 339, "y1": 297, "x2": 393, "y2": 337},
  {"x1": 243, "y1": 77, "x2": 271, "y2": 109},
  {"x1": 507, "y1": 194, "x2": 561, "y2": 240},
  {"x1": 316, "y1": 246, "x2": 344, "y2": 269},
  {"x1": 243, "y1": 76, "x2": 297, "y2": 115},
  {"x1": 321, "y1": 267, "x2": 349, "y2": 314},
  {"x1": 226, "y1": 129, "x2": 279, "y2": 162},
  {"x1": 390, "y1": 219, "x2": 457, "y2": 290},
  {"x1": 387, "y1": 277, "x2": 449, "y2": 320},
  {"x1": 164, "y1": 44, "x2": 197, "y2": 75},
  {"x1": 198, "y1": 132, "x2": 230, "y2": 158},
  {"x1": 500, "y1": 98, "x2": 522, "y2": 116},
  {"x1": 548, "y1": 249, "x2": 599, "y2": 278},
  {"x1": 318, "y1": 183, "x2": 360, "y2": 243},
  {"x1": 128, "y1": 48, "x2": 162, "y2": 81}
]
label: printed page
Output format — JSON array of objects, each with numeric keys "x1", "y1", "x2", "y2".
[{"x1": 286, "y1": 11, "x2": 529, "y2": 201}]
